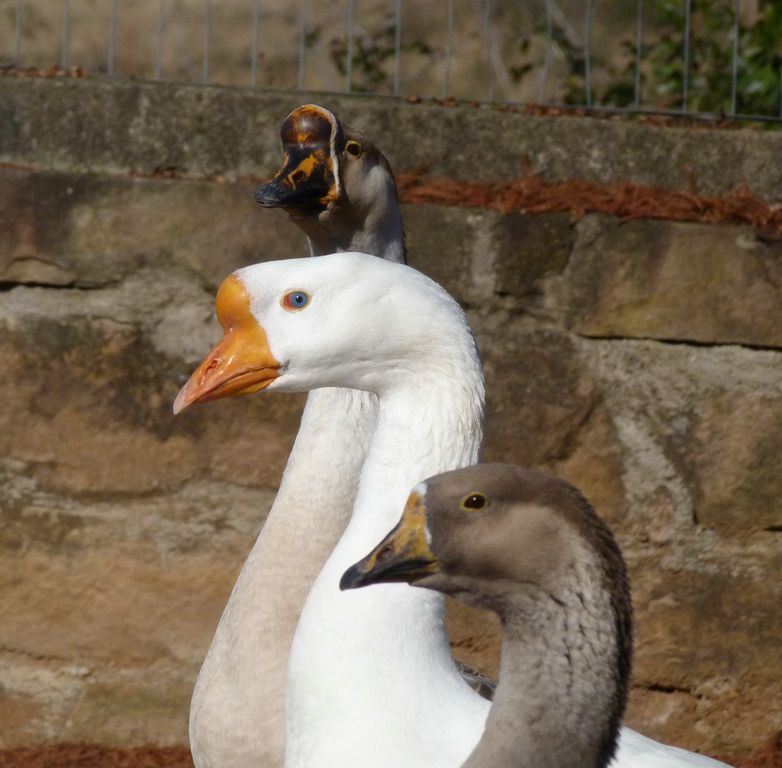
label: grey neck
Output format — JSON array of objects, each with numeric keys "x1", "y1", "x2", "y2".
[
  {"x1": 295, "y1": 199, "x2": 406, "y2": 264},
  {"x1": 462, "y1": 577, "x2": 623, "y2": 768}
]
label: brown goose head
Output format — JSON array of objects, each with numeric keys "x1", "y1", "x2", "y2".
[
  {"x1": 255, "y1": 104, "x2": 404, "y2": 260},
  {"x1": 340, "y1": 463, "x2": 631, "y2": 623}
]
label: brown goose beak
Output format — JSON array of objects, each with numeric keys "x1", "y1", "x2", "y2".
[
  {"x1": 340, "y1": 492, "x2": 440, "y2": 590},
  {"x1": 255, "y1": 104, "x2": 341, "y2": 212},
  {"x1": 173, "y1": 276, "x2": 280, "y2": 415}
]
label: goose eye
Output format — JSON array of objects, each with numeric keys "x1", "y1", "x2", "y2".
[
  {"x1": 345, "y1": 140, "x2": 362, "y2": 158},
  {"x1": 460, "y1": 493, "x2": 488, "y2": 512},
  {"x1": 282, "y1": 291, "x2": 310, "y2": 311}
]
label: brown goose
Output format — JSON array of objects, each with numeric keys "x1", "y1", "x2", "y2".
[
  {"x1": 343, "y1": 464, "x2": 731, "y2": 768},
  {"x1": 341, "y1": 464, "x2": 633, "y2": 768}
]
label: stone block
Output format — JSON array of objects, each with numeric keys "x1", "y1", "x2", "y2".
[
  {"x1": 626, "y1": 560, "x2": 782, "y2": 755},
  {"x1": 576, "y1": 337, "x2": 782, "y2": 537},
  {"x1": 684, "y1": 392, "x2": 782, "y2": 533},
  {"x1": 466, "y1": 316, "x2": 631, "y2": 530},
  {"x1": 0, "y1": 455, "x2": 275, "y2": 746},
  {"x1": 491, "y1": 211, "x2": 573, "y2": 299},
  {"x1": 553, "y1": 216, "x2": 782, "y2": 348},
  {"x1": 0, "y1": 166, "x2": 305, "y2": 290},
  {"x1": 0, "y1": 268, "x2": 303, "y2": 496},
  {"x1": 406, "y1": 206, "x2": 572, "y2": 310},
  {"x1": 404, "y1": 205, "x2": 497, "y2": 305},
  {"x1": 3, "y1": 78, "x2": 782, "y2": 198}
]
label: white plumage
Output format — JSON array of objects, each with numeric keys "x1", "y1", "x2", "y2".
[{"x1": 181, "y1": 251, "x2": 730, "y2": 767}]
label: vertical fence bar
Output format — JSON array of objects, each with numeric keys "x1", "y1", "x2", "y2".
[
  {"x1": 443, "y1": 0, "x2": 454, "y2": 98},
  {"x1": 346, "y1": 0, "x2": 355, "y2": 92},
  {"x1": 60, "y1": 0, "x2": 70, "y2": 69},
  {"x1": 584, "y1": 0, "x2": 593, "y2": 107},
  {"x1": 634, "y1": 0, "x2": 643, "y2": 107},
  {"x1": 155, "y1": 0, "x2": 164, "y2": 80},
  {"x1": 14, "y1": 0, "x2": 23, "y2": 64},
  {"x1": 251, "y1": 0, "x2": 261, "y2": 86},
  {"x1": 483, "y1": 0, "x2": 493, "y2": 101},
  {"x1": 394, "y1": 0, "x2": 402, "y2": 96},
  {"x1": 298, "y1": 0, "x2": 306, "y2": 90},
  {"x1": 107, "y1": 0, "x2": 117, "y2": 76},
  {"x1": 203, "y1": 0, "x2": 211, "y2": 83},
  {"x1": 730, "y1": 0, "x2": 739, "y2": 115},
  {"x1": 682, "y1": 0, "x2": 691, "y2": 111},
  {"x1": 539, "y1": 0, "x2": 553, "y2": 103}
]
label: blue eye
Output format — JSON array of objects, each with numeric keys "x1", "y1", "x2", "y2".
[{"x1": 283, "y1": 291, "x2": 309, "y2": 310}]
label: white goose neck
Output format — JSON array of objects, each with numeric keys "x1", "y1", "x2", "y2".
[
  {"x1": 350, "y1": 374, "x2": 483, "y2": 541},
  {"x1": 285, "y1": 311, "x2": 489, "y2": 768}
]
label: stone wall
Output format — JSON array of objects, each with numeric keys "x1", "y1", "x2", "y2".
[{"x1": 1, "y1": 76, "x2": 780, "y2": 762}]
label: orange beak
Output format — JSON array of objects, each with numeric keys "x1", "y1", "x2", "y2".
[{"x1": 173, "y1": 275, "x2": 281, "y2": 415}]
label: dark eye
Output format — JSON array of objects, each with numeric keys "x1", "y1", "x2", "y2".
[
  {"x1": 345, "y1": 140, "x2": 362, "y2": 158},
  {"x1": 460, "y1": 493, "x2": 487, "y2": 511},
  {"x1": 282, "y1": 291, "x2": 310, "y2": 310}
]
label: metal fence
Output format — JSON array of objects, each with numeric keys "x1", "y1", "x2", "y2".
[{"x1": 3, "y1": 1, "x2": 782, "y2": 123}]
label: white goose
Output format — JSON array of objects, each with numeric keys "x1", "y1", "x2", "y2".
[
  {"x1": 177, "y1": 252, "x2": 730, "y2": 768},
  {"x1": 184, "y1": 105, "x2": 405, "y2": 768},
  {"x1": 176, "y1": 252, "x2": 489, "y2": 766}
]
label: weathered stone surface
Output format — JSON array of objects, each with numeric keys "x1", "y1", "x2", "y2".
[
  {"x1": 1, "y1": 80, "x2": 781, "y2": 759},
  {"x1": 626, "y1": 557, "x2": 782, "y2": 757},
  {"x1": 491, "y1": 212, "x2": 573, "y2": 300},
  {"x1": 0, "y1": 455, "x2": 274, "y2": 747},
  {"x1": 3, "y1": 78, "x2": 782, "y2": 198},
  {"x1": 405, "y1": 207, "x2": 573, "y2": 309},
  {"x1": 550, "y1": 216, "x2": 782, "y2": 348},
  {"x1": 471, "y1": 314, "x2": 628, "y2": 527},
  {"x1": 685, "y1": 393, "x2": 782, "y2": 533},
  {"x1": 445, "y1": 600, "x2": 501, "y2": 680},
  {"x1": 0, "y1": 167, "x2": 303, "y2": 289},
  {"x1": 404, "y1": 205, "x2": 499, "y2": 305},
  {"x1": 0, "y1": 268, "x2": 304, "y2": 496},
  {"x1": 578, "y1": 337, "x2": 782, "y2": 538}
]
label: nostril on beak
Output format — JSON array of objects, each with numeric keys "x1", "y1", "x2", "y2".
[
  {"x1": 377, "y1": 544, "x2": 393, "y2": 562},
  {"x1": 200, "y1": 358, "x2": 221, "y2": 382},
  {"x1": 291, "y1": 170, "x2": 306, "y2": 184}
]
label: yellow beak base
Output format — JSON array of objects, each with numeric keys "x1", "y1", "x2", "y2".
[
  {"x1": 173, "y1": 276, "x2": 280, "y2": 415},
  {"x1": 340, "y1": 493, "x2": 440, "y2": 590}
]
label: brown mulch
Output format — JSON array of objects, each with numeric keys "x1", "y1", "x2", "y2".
[
  {"x1": 403, "y1": 95, "x2": 748, "y2": 130},
  {"x1": 0, "y1": 65, "x2": 86, "y2": 79},
  {"x1": 733, "y1": 732, "x2": 782, "y2": 768},
  {"x1": 0, "y1": 745, "x2": 193, "y2": 768},
  {"x1": 396, "y1": 168, "x2": 782, "y2": 239},
  {"x1": 0, "y1": 734, "x2": 780, "y2": 768},
  {"x1": 520, "y1": 102, "x2": 749, "y2": 130}
]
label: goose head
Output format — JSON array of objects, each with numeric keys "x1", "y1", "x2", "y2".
[
  {"x1": 173, "y1": 251, "x2": 470, "y2": 413},
  {"x1": 255, "y1": 105, "x2": 405, "y2": 262},
  {"x1": 340, "y1": 463, "x2": 632, "y2": 621}
]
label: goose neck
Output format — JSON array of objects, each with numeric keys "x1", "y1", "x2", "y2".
[
  {"x1": 463, "y1": 577, "x2": 623, "y2": 768},
  {"x1": 296, "y1": 187, "x2": 405, "y2": 263},
  {"x1": 350, "y1": 375, "x2": 484, "y2": 540}
]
